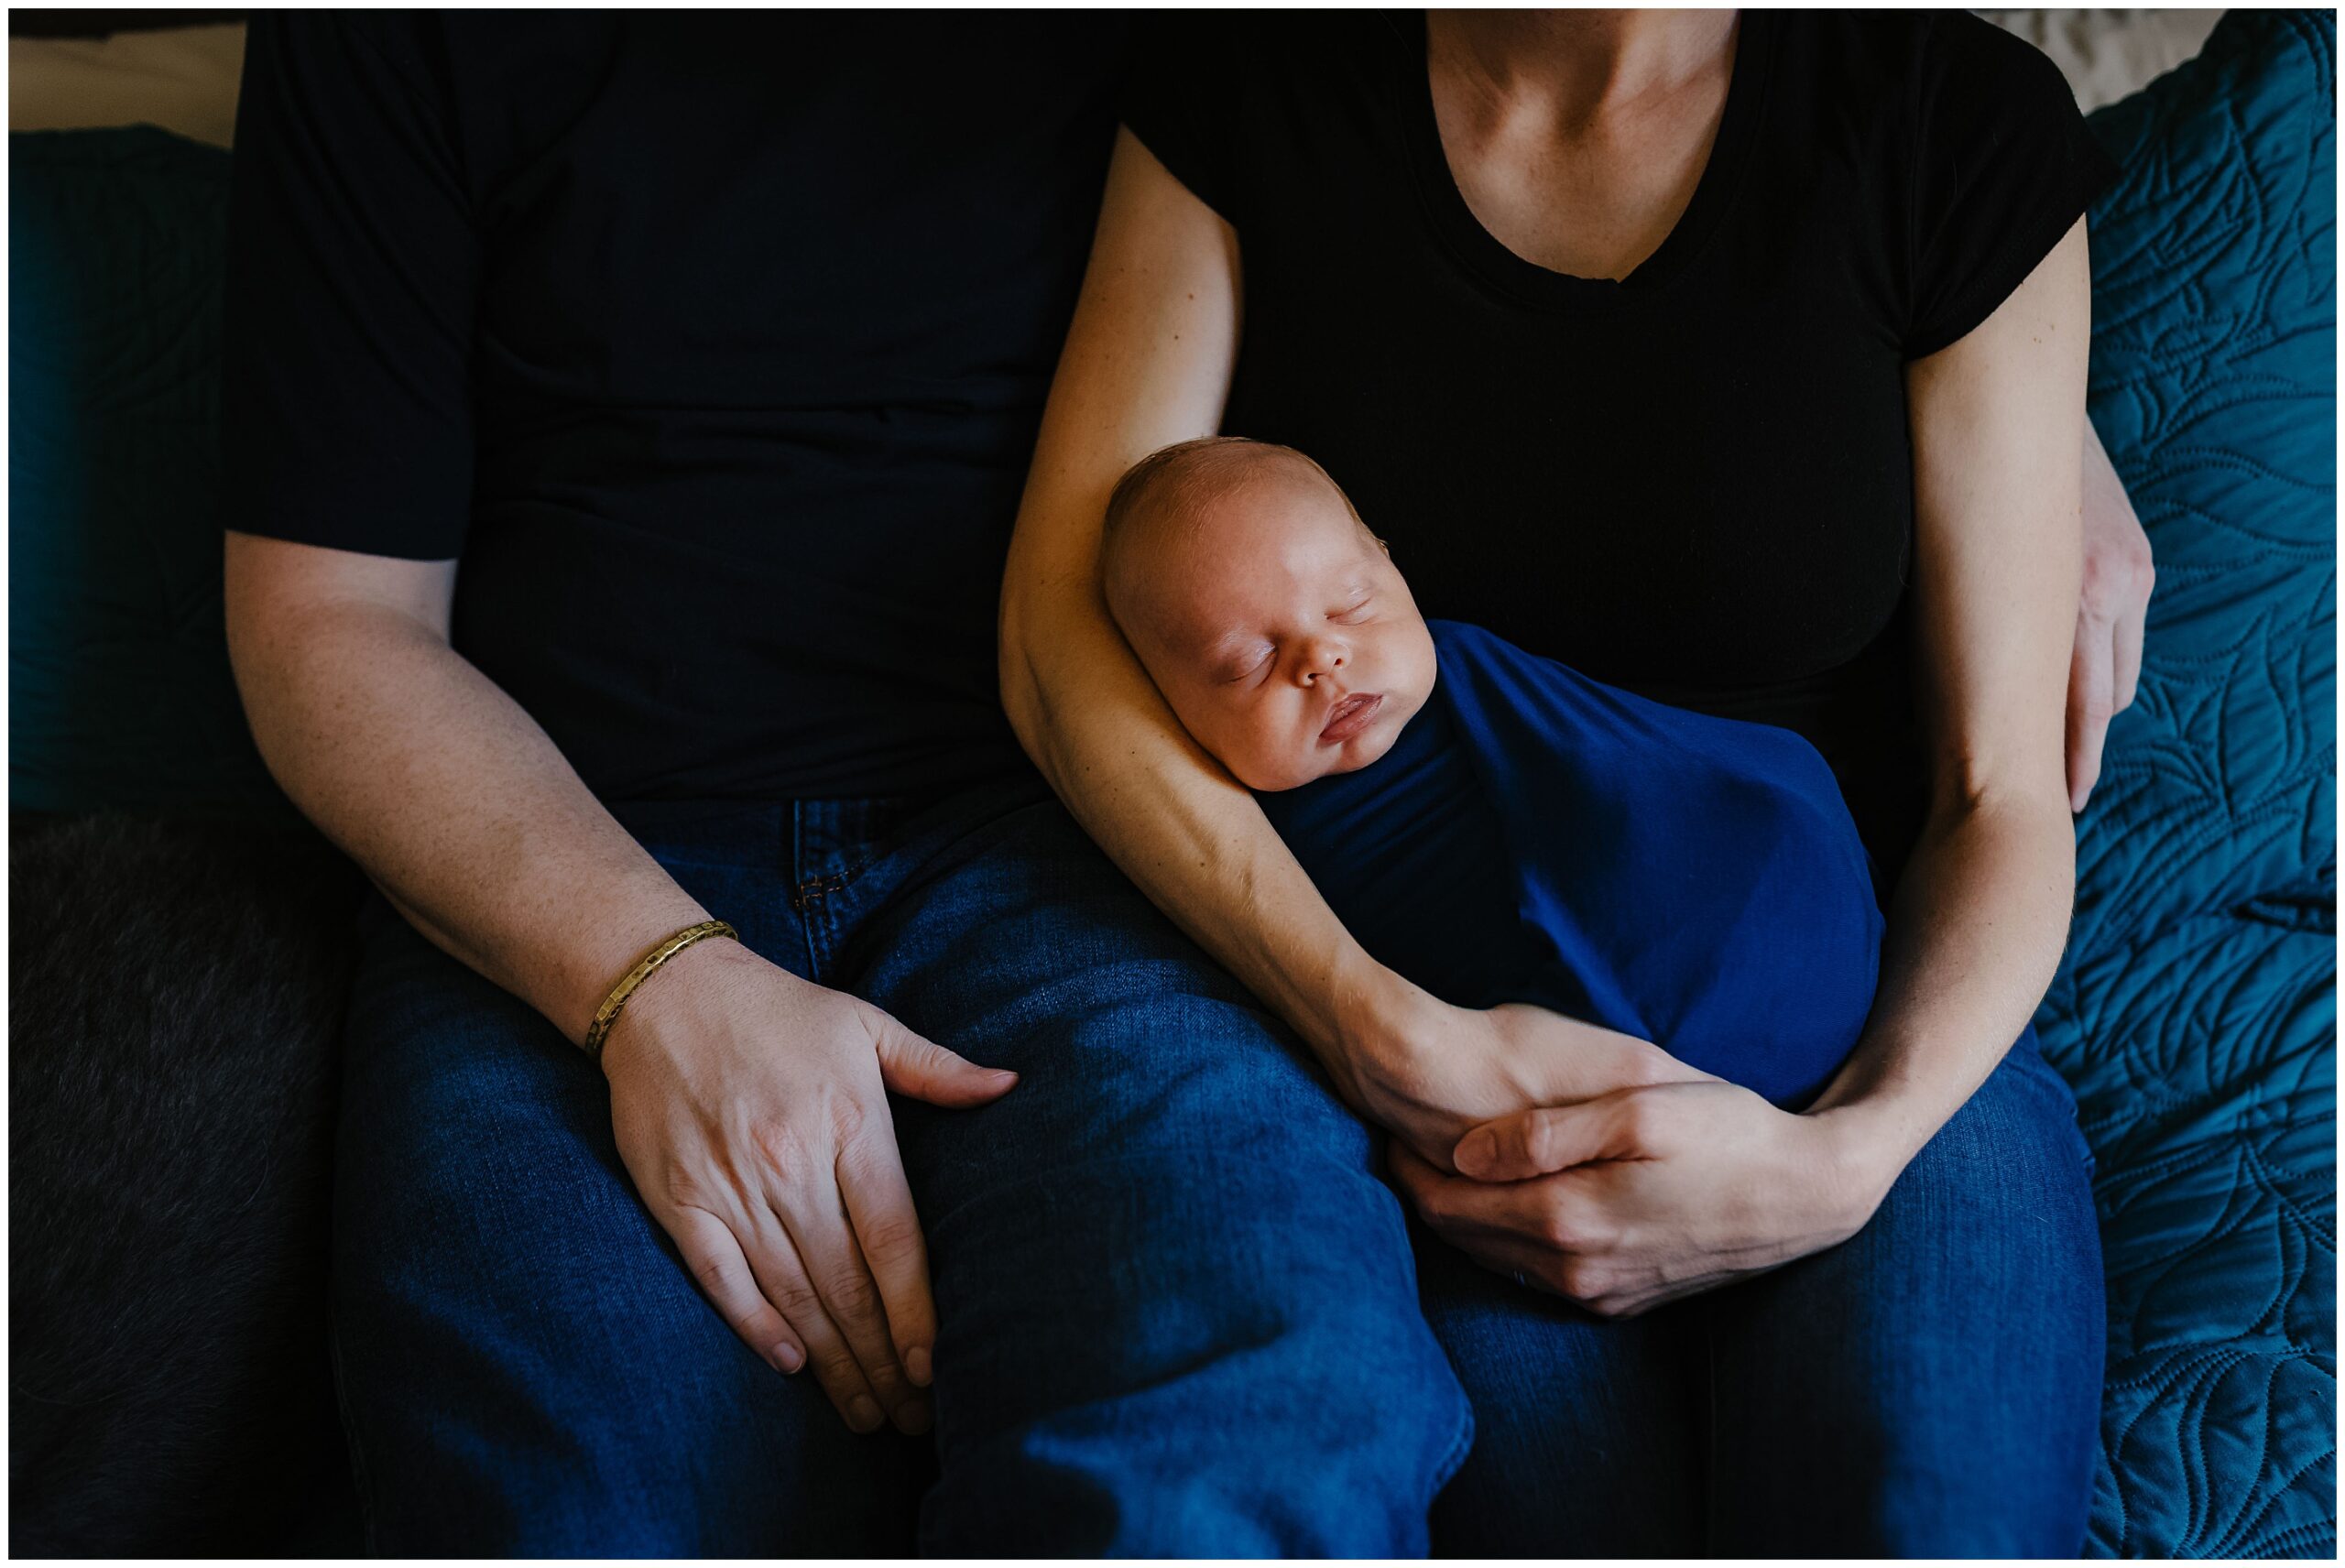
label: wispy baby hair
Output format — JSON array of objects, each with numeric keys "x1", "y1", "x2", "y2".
[{"x1": 1101, "y1": 435, "x2": 1353, "y2": 550}]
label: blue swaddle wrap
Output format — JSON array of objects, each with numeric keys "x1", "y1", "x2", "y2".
[{"x1": 1255, "y1": 620, "x2": 1885, "y2": 1110}]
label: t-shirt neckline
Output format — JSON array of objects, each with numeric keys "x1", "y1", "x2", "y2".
[{"x1": 1392, "y1": 9, "x2": 1775, "y2": 313}]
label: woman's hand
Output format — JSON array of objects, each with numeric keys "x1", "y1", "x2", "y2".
[
  {"x1": 1387, "y1": 1080, "x2": 1891, "y2": 1318},
  {"x1": 1331, "y1": 967, "x2": 1723, "y2": 1170},
  {"x1": 598, "y1": 937, "x2": 1018, "y2": 1435}
]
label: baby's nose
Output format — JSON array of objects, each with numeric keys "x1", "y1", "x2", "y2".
[{"x1": 1297, "y1": 639, "x2": 1348, "y2": 682}]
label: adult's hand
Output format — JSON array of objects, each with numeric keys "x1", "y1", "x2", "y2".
[
  {"x1": 1335, "y1": 974, "x2": 1722, "y2": 1171},
  {"x1": 2067, "y1": 421, "x2": 2154, "y2": 813},
  {"x1": 1388, "y1": 1079, "x2": 1888, "y2": 1318},
  {"x1": 598, "y1": 937, "x2": 1018, "y2": 1435}
]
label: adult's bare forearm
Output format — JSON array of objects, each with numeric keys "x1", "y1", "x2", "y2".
[
  {"x1": 1805, "y1": 790, "x2": 2077, "y2": 1181},
  {"x1": 992, "y1": 125, "x2": 1417, "y2": 1092},
  {"x1": 1002, "y1": 601, "x2": 1391, "y2": 1075},
  {"x1": 234, "y1": 602, "x2": 711, "y2": 1046}
]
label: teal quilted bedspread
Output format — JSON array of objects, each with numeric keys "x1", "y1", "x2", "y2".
[{"x1": 2036, "y1": 10, "x2": 2337, "y2": 1557}]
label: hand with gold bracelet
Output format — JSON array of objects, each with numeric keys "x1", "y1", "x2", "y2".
[
  {"x1": 582, "y1": 919, "x2": 741, "y2": 1060},
  {"x1": 593, "y1": 919, "x2": 1019, "y2": 1436},
  {"x1": 224, "y1": 518, "x2": 1022, "y2": 1444}
]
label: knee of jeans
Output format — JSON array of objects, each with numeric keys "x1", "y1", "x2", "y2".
[
  {"x1": 922, "y1": 1146, "x2": 1471, "y2": 1546},
  {"x1": 931, "y1": 969, "x2": 1374, "y2": 1176},
  {"x1": 2006, "y1": 1033, "x2": 2101, "y2": 1178}
]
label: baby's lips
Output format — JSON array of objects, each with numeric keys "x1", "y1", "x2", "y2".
[{"x1": 1318, "y1": 690, "x2": 1385, "y2": 743}]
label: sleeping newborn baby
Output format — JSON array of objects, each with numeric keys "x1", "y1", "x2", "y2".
[{"x1": 1100, "y1": 436, "x2": 1884, "y2": 1110}]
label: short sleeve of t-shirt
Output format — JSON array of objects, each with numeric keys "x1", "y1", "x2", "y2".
[
  {"x1": 1117, "y1": 12, "x2": 1251, "y2": 226},
  {"x1": 223, "y1": 14, "x2": 477, "y2": 560},
  {"x1": 1901, "y1": 10, "x2": 2120, "y2": 360}
]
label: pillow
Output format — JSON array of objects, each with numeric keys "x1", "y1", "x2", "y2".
[
  {"x1": 1974, "y1": 9, "x2": 2225, "y2": 113},
  {"x1": 9, "y1": 126, "x2": 295, "y2": 820},
  {"x1": 2034, "y1": 10, "x2": 2337, "y2": 1558}
]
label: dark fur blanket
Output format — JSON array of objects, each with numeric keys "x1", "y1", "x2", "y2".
[{"x1": 10, "y1": 811, "x2": 365, "y2": 1555}]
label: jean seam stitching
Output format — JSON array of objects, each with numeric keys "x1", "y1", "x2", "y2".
[
  {"x1": 788, "y1": 803, "x2": 823, "y2": 982},
  {"x1": 789, "y1": 855, "x2": 874, "y2": 910},
  {"x1": 1428, "y1": 1397, "x2": 1477, "y2": 1502}
]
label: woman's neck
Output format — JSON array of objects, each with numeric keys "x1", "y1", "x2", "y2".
[{"x1": 1426, "y1": 8, "x2": 1739, "y2": 136}]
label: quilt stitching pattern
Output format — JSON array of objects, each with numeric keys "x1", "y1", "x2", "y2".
[{"x1": 2034, "y1": 10, "x2": 2337, "y2": 1556}]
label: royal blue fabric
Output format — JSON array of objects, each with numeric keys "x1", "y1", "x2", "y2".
[
  {"x1": 1258, "y1": 620, "x2": 1883, "y2": 1111},
  {"x1": 2032, "y1": 11, "x2": 2337, "y2": 1557}
]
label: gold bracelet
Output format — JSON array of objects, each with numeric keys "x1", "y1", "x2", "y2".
[{"x1": 582, "y1": 918, "x2": 739, "y2": 1062}]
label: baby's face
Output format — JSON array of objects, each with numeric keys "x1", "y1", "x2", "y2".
[{"x1": 1115, "y1": 472, "x2": 1436, "y2": 792}]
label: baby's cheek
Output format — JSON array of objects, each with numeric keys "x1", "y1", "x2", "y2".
[
  {"x1": 1265, "y1": 724, "x2": 1336, "y2": 792},
  {"x1": 1402, "y1": 627, "x2": 1440, "y2": 706},
  {"x1": 1186, "y1": 697, "x2": 1271, "y2": 786},
  {"x1": 1206, "y1": 704, "x2": 1302, "y2": 792},
  {"x1": 1232, "y1": 731, "x2": 1301, "y2": 792}
]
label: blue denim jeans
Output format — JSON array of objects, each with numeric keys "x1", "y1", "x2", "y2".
[
  {"x1": 330, "y1": 771, "x2": 1473, "y2": 1555},
  {"x1": 1421, "y1": 1019, "x2": 2107, "y2": 1557},
  {"x1": 330, "y1": 768, "x2": 2104, "y2": 1555}
]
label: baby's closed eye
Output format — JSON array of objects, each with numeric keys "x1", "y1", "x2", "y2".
[{"x1": 1215, "y1": 646, "x2": 1275, "y2": 684}]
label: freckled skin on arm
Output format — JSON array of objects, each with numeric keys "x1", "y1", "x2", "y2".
[
  {"x1": 999, "y1": 131, "x2": 1393, "y2": 1072},
  {"x1": 225, "y1": 530, "x2": 1011, "y2": 1436}
]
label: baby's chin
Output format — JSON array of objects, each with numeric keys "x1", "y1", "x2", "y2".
[
  {"x1": 1241, "y1": 707, "x2": 1411, "y2": 793},
  {"x1": 1318, "y1": 718, "x2": 1405, "y2": 779}
]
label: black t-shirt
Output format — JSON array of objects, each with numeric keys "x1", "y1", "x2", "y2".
[
  {"x1": 1122, "y1": 9, "x2": 2117, "y2": 895},
  {"x1": 225, "y1": 14, "x2": 1131, "y2": 801}
]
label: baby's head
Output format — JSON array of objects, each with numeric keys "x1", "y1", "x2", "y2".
[{"x1": 1102, "y1": 437, "x2": 1436, "y2": 792}]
